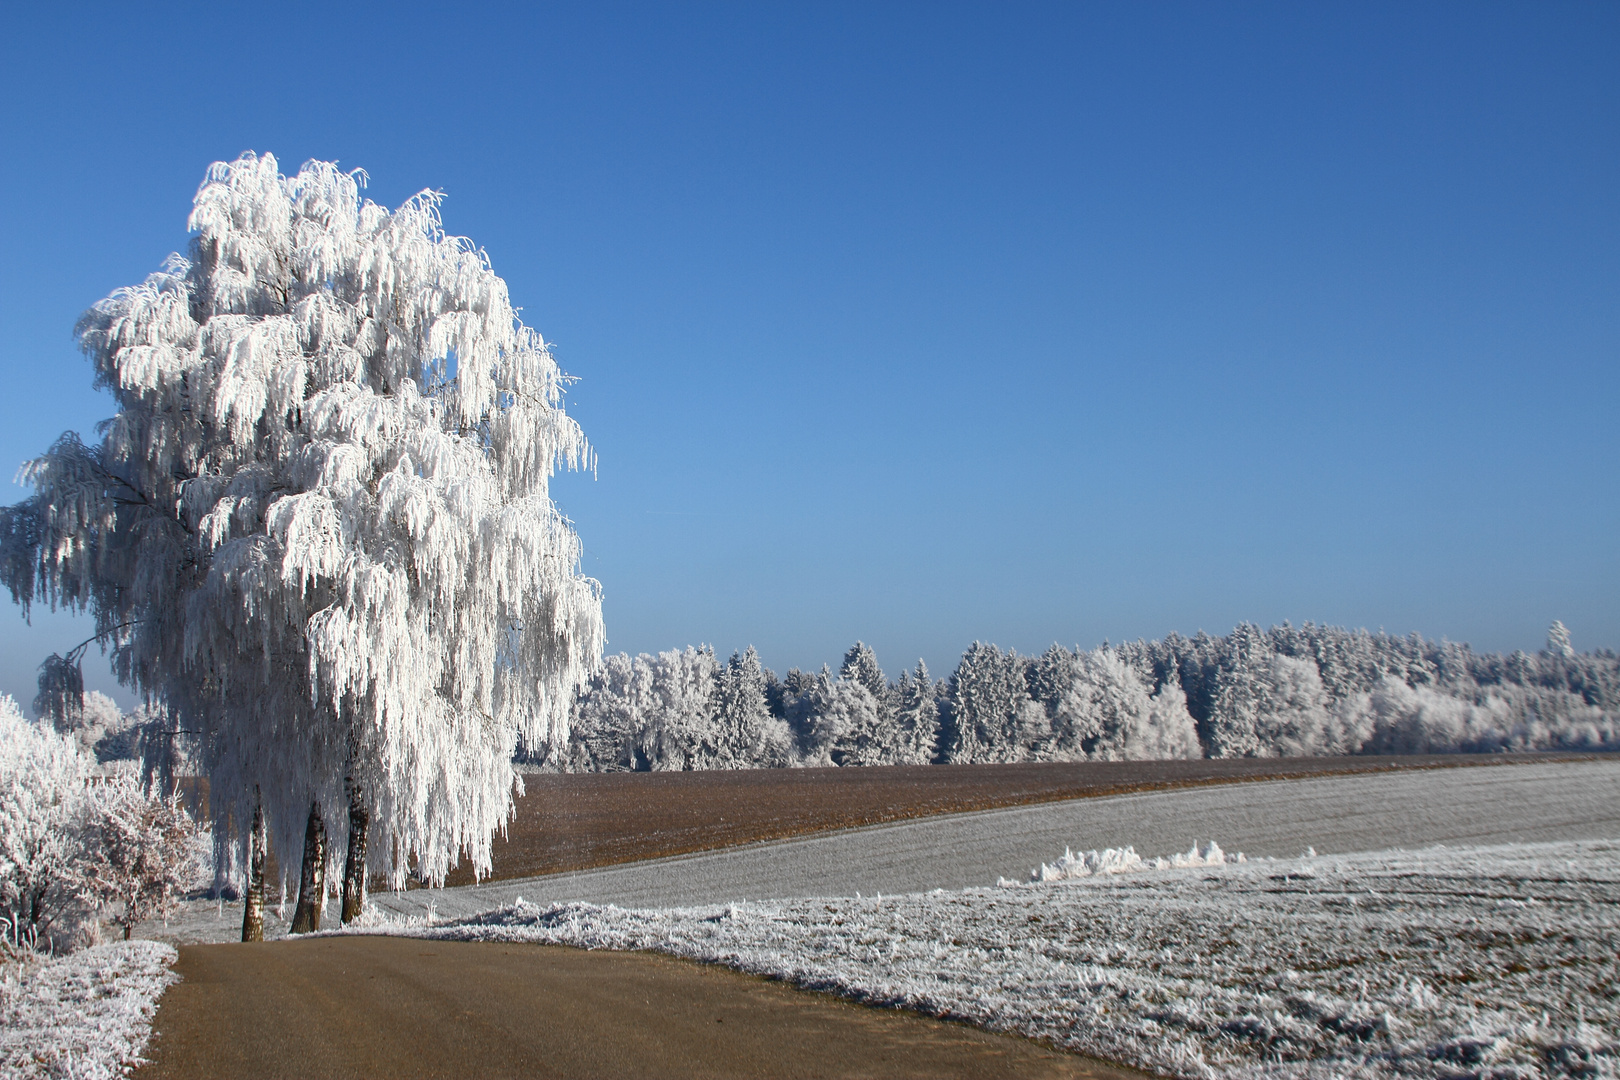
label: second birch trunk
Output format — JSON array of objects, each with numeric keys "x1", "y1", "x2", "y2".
[
  {"x1": 289, "y1": 802, "x2": 326, "y2": 933},
  {"x1": 341, "y1": 785, "x2": 368, "y2": 923},
  {"x1": 240, "y1": 798, "x2": 266, "y2": 942}
]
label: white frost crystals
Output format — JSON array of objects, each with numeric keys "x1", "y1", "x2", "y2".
[
  {"x1": 361, "y1": 839, "x2": 1620, "y2": 1080},
  {"x1": 1, "y1": 152, "x2": 604, "y2": 889},
  {"x1": 1008, "y1": 840, "x2": 1246, "y2": 885},
  {"x1": 0, "y1": 940, "x2": 178, "y2": 1080}
]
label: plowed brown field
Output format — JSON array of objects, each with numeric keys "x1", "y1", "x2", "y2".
[{"x1": 441, "y1": 752, "x2": 1599, "y2": 886}]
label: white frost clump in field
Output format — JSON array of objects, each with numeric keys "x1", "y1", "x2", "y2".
[
  {"x1": 1009, "y1": 839, "x2": 1246, "y2": 885},
  {"x1": 364, "y1": 839, "x2": 1620, "y2": 1080},
  {"x1": 0, "y1": 940, "x2": 177, "y2": 1079}
]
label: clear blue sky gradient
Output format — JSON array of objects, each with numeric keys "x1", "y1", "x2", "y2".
[{"x1": 2, "y1": 3, "x2": 1616, "y2": 710}]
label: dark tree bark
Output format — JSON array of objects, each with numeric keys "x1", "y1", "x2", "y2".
[
  {"x1": 241, "y1": 798, "x2": 266, "y2": 942},
  {"x1": 289, "y1": 802, "x2": 326, "y2": 934},
  {"x1": 341, "y1": 785, "x2": 369, "y2": 924}
]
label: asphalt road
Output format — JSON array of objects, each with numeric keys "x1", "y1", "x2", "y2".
[{"x1": 134, "y1": 937, "x2": 1141, "y2": 1080}]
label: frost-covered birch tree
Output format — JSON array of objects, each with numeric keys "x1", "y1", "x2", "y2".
[{"x1": 0, "y1": 153, "x2": 604, "y2": 926}]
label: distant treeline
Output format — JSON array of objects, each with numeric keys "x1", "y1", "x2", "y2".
[{"x1": 532, "y1": 622, "x2": 1620, "y2": 771}]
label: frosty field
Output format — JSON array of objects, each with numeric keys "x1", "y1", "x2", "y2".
[
  {"x1": 115, "y1": 758, "x2": 1620, "y2": 1079},
  {"x1": 448, "y1": 755, "x2": 1568, "y2": 885},
  {"x1": 369, "y1": 839, "x2": 1620, "y2": 1080},
  {"x1": 371, "y1": 758, "x2": 1620, "y2": 920}
]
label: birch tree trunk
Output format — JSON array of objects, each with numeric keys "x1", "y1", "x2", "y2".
[
  {"x1": 341, "y1": 786, "x2": 368, "y2": 924},
  {"x1": 240, "y1": 799, "x2": 266, "y2": 942},
  {"x1": 288, "y1": 803, "x2": 326, "y2": 933}
]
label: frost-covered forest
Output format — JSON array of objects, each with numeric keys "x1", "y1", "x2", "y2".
[{"x1": 548, "y1": 621, "x2": 1620, "y2": 771}]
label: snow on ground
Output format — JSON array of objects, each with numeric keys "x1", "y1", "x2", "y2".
[
  {"x1": 1019, "y1": 839, "x2": 1247, "y2": 883},
  {"x1": 0, "y1": 941, "x2": 177, "y2": 1080},
  {"x1": 367, "y1": 759, "x2": 1620, "y2": 921},
  {"x1": 357, "y1": 839, "x2": 1620, "y2": 1080}
]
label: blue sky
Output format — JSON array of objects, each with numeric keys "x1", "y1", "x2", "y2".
[{"x1": 1, "y1": 3, "x2": 1616, "y2": 709}]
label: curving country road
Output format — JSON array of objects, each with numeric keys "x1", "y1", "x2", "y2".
[{"x1": 134, "y1": 937, "x2": 1142, "y2": 1079}]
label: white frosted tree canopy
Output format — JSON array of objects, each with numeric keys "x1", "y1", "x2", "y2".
[{"x1": 2, "y1": 153, "x2": 604, "y2": 886}]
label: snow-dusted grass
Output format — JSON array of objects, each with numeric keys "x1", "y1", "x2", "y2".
[
  {"x1": 355, "y1": 839, "x2": 1620, "y2": 1079},
  {"x1": 0, "y1": 940, "x2": 177, "y2": 1079}
]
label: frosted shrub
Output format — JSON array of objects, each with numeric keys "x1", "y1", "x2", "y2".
[
  {"x1": 0, "y1": 696, "x2": 93, "y2": 951},
  {"x1": 1357, "y1": 679, "x2": 1515, "y2": 754},
  {"x1": 1352, "y1": 678, "x2": 1620, "y2": 754},
  {"x1": 77, "y1": 779, "x2": 201, "y2": 939},
  {"x1": 1021, "y1": 839, "x2": 1245, "y2": 883}
]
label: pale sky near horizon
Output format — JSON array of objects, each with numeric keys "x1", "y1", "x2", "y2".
[{"x1": 1, "y1": 3, "x2": 1616, "y2": 711}]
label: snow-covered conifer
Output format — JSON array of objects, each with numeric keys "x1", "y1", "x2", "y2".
[
  {"x1": 890, "y1": 662, "x2": 940, "y2": 765},
  {"x1": 1547, "y1": 620, "x2": 1575, "y2": 659},
  {"x1": 783, "y1": 669, "x2": 873, "y2": 766},
  {"x1": 1207, "y1": 624, "x2": 1271, "y2": 757},
  {"x1": 0, "y1": 154, "x2": 604, "y2": 905},
  {"x1": 837, "y1": 642, "x2": 903, "y2": 763},
  {"x1": 839, "y1": 643, "x2": 887, "y2": 702},
  {"x1": 712, "y1": 647, "x2": 782, "y2": 767},
  {"x1": 943, "y1": 644, "x2": 1029, "y2": 763},
  {"x1": 833, "y1": 682, "x2": 894, "y2": 766}
]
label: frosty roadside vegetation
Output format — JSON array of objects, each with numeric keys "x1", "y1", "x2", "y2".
[
  {"x1": 0, "y1": 940, "x2": 177, "y2": 1080},
  {"x1": 0, "y1": 694, "x2": 203, "y2": 1078},
  {"x1": 353, "y1": 838, "x2": 1620, "y2": 1080}
]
